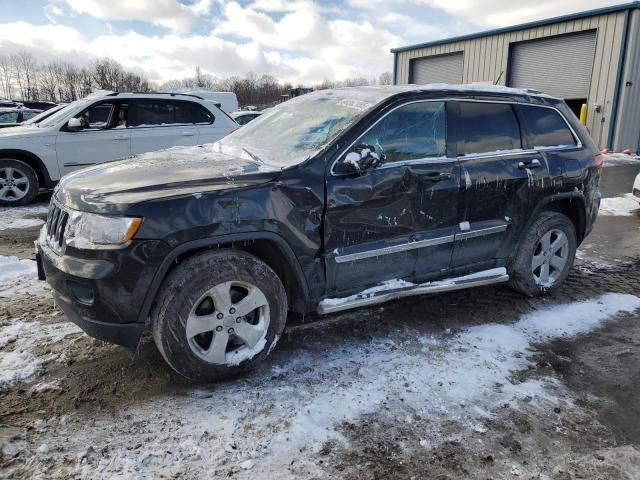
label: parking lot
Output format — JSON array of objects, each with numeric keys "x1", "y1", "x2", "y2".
[{"x1": 0, "y1": 157, "x2": 637, "y2": 479}]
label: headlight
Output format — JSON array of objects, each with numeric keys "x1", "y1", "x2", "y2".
[{"x1": 65, "y1": 211, "x2": 142, "y2": 250}]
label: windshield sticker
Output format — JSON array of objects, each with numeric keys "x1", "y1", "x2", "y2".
[{"x1": 336, "y1": 99, "x2": 373, "y2": 111}]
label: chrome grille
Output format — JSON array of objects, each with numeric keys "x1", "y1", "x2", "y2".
[{"x1": 46, "y1": 202, "x2": 69, "y2": 250}]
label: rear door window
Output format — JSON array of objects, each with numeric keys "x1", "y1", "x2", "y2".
[
  {"x1": 174, "y1": 101, "x2": 214, "y2": 124},
  {"x1": 458, "y1": 102, "x2": 522, "y2": 155},
  {"x1": 518, "y1": 105, "x2": 576, "y2": 148},
  {"x1": 357, "y1": 101, "x2": 446, "y2": 164},
  {"x1": 130, "y1": 100, "x2": 174, "y2": 126}
]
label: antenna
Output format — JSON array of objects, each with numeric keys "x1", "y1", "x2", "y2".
[{"x1": 494, "y1": 71, "x2": 504, "y2": 85}]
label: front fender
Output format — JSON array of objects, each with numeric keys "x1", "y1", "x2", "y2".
[{"x1": 135, "y1": 231, "x2": 312, "y2": 323}]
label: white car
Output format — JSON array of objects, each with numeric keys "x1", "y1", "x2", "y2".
[
  {"x1": 0, "y1": 92, "x2": 238, "y2": 205},
  {"x1": 230, "y1": 111, "x2": 262, "y2": 126},
  {"x1": 634, "y1": 172, "x2": 640, "y2": 202}
]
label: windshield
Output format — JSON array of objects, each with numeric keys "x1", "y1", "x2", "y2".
[
  {"x1": 219, "y1": 88, "x2": 392, "y2": 166},
  {"x1": 23, "y1": 105, "x2": 65, "y2": 125}
]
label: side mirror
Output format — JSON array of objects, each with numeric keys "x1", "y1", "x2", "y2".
[
  {"x1": 67, "y1": 117, "x2": 82, "y2": 131},
  {"x1": 335, "y1": 144, "x2": 382, "y2": 175}
]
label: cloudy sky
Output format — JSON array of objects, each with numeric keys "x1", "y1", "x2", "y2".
[{"x1": 0, "y1": 0, "x2": 624, "y2": 85}]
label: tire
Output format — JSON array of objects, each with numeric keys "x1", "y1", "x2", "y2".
[
  {"x1": 151, "y1": 249, "x2": 288, "y2": 382},
  {"x1": 509, "y1": 211, "x2": 577, "y2": 297},
  {"x1": 0, "y1": 159, "x2": 39, "y2": 206}
]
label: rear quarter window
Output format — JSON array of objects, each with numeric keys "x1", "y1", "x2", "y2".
[
  {"x1": 518, "y1": 105, "x2": 576, "y2": 148},
  {"x1": 458, "y1": 102, "x2": 522, "y2": 155}
]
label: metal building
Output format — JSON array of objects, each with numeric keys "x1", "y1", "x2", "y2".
[{"x1": 391, "y1": 2, "x2": 640, "y2": 152}]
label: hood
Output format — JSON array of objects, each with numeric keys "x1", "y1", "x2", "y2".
[
  {"x1": 0, "y1": 124, "x2": 51, "y2": 138},
  {"x1": 56, "y1": 143, "x2": 282, "y2": 214}
]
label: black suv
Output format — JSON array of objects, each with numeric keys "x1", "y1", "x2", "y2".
[{"x1": 37, "y1": 86, "x2": 602, "y2": 382}]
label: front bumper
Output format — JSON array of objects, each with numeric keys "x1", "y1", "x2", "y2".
[{"x1": 37, "y1": 232, "x2": 169, "y2": 350}]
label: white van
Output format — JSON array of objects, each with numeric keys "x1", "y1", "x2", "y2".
[{"x1": 169, "y1": 90, "x2": 239, "y2": 114}]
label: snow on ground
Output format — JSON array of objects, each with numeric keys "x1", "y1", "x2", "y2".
[
  {"x1": 603, "y1": 152, "x2": 640, "y2": 166},
  {"x1": 0, "y1": 255, "x2": 80, "y2": 390},
  {"x1": 599, "y1": 193, "x2": 640, "y2": 216},
  {"x1": 16, "y1": 292, "x2": 639, "y2": 478},
  {"x1": 0, "y1": 202, "x2": 48, "y2": 230},
  {"x1": 0, "y1": 318, "x2": 81, "y2": 391},
  {"x1": 0, "y1": 254, "x2": 37, "y2": 286}
]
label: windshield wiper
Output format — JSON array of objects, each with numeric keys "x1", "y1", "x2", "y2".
[{"x1": 242, "y1": 147, "x2": 264, "y2": 164}]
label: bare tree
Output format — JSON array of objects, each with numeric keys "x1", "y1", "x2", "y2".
[
  {"x1": 11, "y1": 51, "x2": 38, "y2": 100},
  {"x1": 0, "y1": 55, "x2": 12, "y2": 99},
  {"x1": 378, "y1": 71, "x2": 393, "y2": 85}
]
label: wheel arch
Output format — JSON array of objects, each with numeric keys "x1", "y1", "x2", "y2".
[
  {"x1": 138, "y1": 232, "x2": 312, "y2": 324},
  {"x1": 534, "y1": 193, "x2": 587, "y2": 244},
  {"x1": 0, "y1": 149, "x2": 55, "y2": 188}
]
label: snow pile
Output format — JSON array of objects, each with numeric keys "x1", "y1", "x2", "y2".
[
  {"x1": 34, "y1": 293, "x2": 639, "y2": 479},
  {"x1": 0, "y1": 350, "x2": 42, "y2": 389},
  {"x1": 0, "y1": 255, "x2": 37, "y2": 286},
  {"x1": 0, "y1": 202, "x2": 48, "y2": 230},
  {"x1": 599, "y1": 194, "x2": 639, "y2": 216}
]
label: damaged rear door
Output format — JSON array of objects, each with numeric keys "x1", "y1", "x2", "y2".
[
  {"x1": 450, "y1": 100, "x2": 551, "y2": 270},
  {"x1": 324, "y1": 100, "x2": 460, "y2": 294}
]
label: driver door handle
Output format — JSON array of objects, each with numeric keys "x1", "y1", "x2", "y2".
[
  {"x1": 518, "y1": 159, "x2": 542, "y2": 169},
  {"x1": 113, "y1": 135, "x2": 128, "y2": 141},
  {"x1": 181, "y1": 131, "x2": 195, "y2": 137}
]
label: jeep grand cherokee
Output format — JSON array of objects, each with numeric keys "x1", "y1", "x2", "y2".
[{"x1": 37, "y1": 85, "x2": 602, "y2": 382}]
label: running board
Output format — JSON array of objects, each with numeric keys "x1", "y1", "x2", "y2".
[{"x1": 317, "y1": 268, "x2": 509, "y2": 315}]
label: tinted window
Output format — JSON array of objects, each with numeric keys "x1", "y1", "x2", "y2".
[
  {"x1": 358, "y1": 101, "x2": 446, "y2": 164},
  {"x1": 519, "y1": 105, "x2": 576, "y2": 148},
  {"x1": 459, "y1": 102, "x2": 521, "y2": 155},
  {"x1": 0, "y1": 112, "x2": 19, "y2": 123},
  {"x1": 22, "y1": 111, "x2": 39, "y2": 120},
  {"x1": 131, "y1": 100, "x2": 174, "y2": 126},
  {"x1": 175, "y1": 101, "x2": 213, "y2": 124}
]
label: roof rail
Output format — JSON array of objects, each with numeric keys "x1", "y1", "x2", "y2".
[{"x1": 105, "y1": 92, "x2": 205, "y2": 100}]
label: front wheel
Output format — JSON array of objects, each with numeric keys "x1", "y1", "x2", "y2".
[
  {"x1": 509, "y1": 211, "x2": 577, "y2": 296},
  {"x1": 151, "y1": 249, "x2": 287, "y2": 382}
]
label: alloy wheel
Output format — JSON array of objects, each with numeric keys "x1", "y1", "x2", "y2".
[
  {"x1": 185, "y1": 280, "x2": 270, "y2": 365},
  {"x1": 531, "y1": 228, "x2": 569, "y2": 287},
  {"x1": 0, "y1": 167, "x2": 30, "y2": 202}
]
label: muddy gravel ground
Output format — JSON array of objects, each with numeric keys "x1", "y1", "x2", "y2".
[{"x1": 1, "y1": 162, "x2": 640, "y2": 479}]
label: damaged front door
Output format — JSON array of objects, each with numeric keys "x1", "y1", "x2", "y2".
[{"x1": 324, "y1": 100, "x2": 460, "y2": 295}]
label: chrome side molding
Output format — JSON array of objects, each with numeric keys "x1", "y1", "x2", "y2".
[{"x1": 318, "y1": 268, "x2": 509, "y2": 315}]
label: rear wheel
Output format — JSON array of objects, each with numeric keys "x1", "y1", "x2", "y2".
[
  {"x1": 151, "y1": 249, "x2": 287, "y2": 382},
  {"x1": 0, "y1": 159, "x2": 39, "y2": 206},
  {"x1": 509, "y1": 211, "x2": 577, "y2": 296}
]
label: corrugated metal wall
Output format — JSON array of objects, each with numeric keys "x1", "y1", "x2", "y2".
[
  {"x1": 395, "y1": 11, "x2": 629, "y2": 148},
  {"x1": 613, "y1": 9, "x2": 640, "y2": 152}
]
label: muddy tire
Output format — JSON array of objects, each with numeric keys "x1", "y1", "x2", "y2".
[
  {"x1": 509, "y1": 211, "x2": 577, "y2": 297},
  {"x1": 151, "y1": 249, "x2": 287, "y2": 382},
  {"x1": 0, "y1": 159, "x2": 39, "y2": 206}
]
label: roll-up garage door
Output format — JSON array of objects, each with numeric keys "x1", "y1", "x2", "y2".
[
  {"x1": 509, "y1": 31, "x2": 597, "y2": 98},
  {"x1": 411, "y1": 52, "x2": 463, "y2": 85}
]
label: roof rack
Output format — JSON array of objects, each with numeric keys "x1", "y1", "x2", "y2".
[{"x1": 106, "y1": 92, "x2": 205, "y2": 100}]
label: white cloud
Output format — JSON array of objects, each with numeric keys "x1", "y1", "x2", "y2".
[
  {"x1": 350, "y1": 0, "x2": 624, "y2": 28},
  {"x1": 64, "y1": 0, "x2": 215, "y2": 32},
  {"x1": 43, "y1": 3, "x2": 64, "y2": 24}
]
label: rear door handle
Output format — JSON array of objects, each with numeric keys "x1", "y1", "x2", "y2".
[
  {"x1": 518, "y1": 159, "x2": 542, "y2": 169},
  {"x1": 181, "y1": 131, "x2": 195, "y2": 137},
  {"x1": 113, "y1": 135, "x2": 128, "y2": 141},
  {"x1": 424, "y1": 171, "x2": 452, "y2": 181}
]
